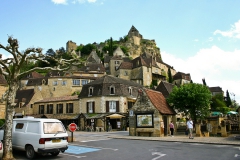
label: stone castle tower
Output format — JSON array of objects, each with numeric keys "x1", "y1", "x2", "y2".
[{"x1": 128, "y1": 25, "x2": 143, "y2": 46}]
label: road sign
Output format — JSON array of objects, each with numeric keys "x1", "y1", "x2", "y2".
[{"x1": 68, "y1": 123, "x2": 77, "y2": 132}]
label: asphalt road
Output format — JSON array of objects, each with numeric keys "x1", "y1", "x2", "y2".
[{"x1": 12, "y1": 131, "x2": 240, "y2": 160}]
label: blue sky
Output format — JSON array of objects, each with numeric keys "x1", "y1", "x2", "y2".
[{"x1": 1, "y1": 0, "x2": 240, "y2": 104}]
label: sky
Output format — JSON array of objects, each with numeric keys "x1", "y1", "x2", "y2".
[{"x1": 0, "y1": 0, "x2": 240, "y2": 104}]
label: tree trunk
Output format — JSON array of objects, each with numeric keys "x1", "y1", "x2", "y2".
[{"x1": 2, "y1": 83, "x2": 18, "y2": 160}]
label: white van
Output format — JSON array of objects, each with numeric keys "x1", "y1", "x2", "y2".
[{"x1": 0, "y1": 116, "x2": 68, "y2": 159}]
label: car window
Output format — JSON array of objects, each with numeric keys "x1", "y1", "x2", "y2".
[
  {"x1": 43, "y1": 122, "x2": 66, "y2": 134},
  {"x1": 27, "y1": 122, "x2": 39, "y2": 133}
]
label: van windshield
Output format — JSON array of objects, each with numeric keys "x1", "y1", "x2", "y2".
[{"x1": 43, "y1": 122, "x2": 66, "y2": 134}]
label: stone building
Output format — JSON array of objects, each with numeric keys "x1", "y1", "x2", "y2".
[
  {"x1": 172, "y1": 72, "x2": 192, "y2": 85},
  {"x1": 129, "y1": 89, "x2": 176, "y2": 137},
  {"x1": 78, "y1": 75, "x2": 143, "y2": 131}
]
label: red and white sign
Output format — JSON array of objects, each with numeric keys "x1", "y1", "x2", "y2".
[{"x1": 68, "y1": 123, "x2": 77, "y2": 132}]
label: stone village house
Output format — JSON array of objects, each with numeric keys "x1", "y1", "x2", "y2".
[{"x1": 129, "y1": 89, "x2": 176, "y2": 137}]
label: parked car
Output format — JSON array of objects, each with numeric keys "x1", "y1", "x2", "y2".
[
  {"x1": 0, "y1": 141, "x2": 3, "y2": 159},
  {"x1": 0, "y1": 116, "x2": 68, "y2": 159}
]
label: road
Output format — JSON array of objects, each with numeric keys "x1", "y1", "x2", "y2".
[{"x1": 12, "y1": 131, "x2": 240, "y2": 160}]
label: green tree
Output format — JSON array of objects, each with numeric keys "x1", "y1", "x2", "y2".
[
  {"x1": 225, "y1": 90, "x2": 232, "y2": 107},
  {"x1": 211, "y1": 94, "x2": 230, "y2": 114},
  {"x1": 168, "y1": 68, "x2": 173, "y2": 83},
  {"x1": 78, "y1": 43, "x2": 96, "y2": 57},
  {"x1": 109, "y1": 37, "x2": 113, "y2": 56},
  {"x1": 167, "y1": 83, "x2": 212, "y2": 123}
]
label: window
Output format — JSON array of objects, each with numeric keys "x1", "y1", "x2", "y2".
[
  {"x1": 66, "y1": 103, "x2": 73, "y2": 113},
  {"x1": 89, "y1": 87, "x2": 93, "y2": 96},
  {"x1": 115, "y1": 66, "x2": 119, "y2": 71},
  {"x1": 47, "y1": 104, "x2": 53, "y2": 114},
  {"x1": 81, "y1": 80, "x2": 88, "y2": 85},
  {"x1": 62, "y1": 81, "x2": 67, "y2": 86},
  {"x1": 110, "y1": 86, "x2": 115, "y2": 95},
  {"x1": 87, "y1": 102, "x2": 95, "y2": 113},
  {"x1": 109, "y1": 101, "x2": 116, "y2": 112},
  {"x1": 30, "y1": 104, "x2": 33, "y2": 108},
  {"x1": 147, "y1": 68, "x2": 149, "y2": 72},
  {"x1": 124, "y1": 71, "x2": 128, "y2": 76},
  {"x1": 16, "y1": 123, "x2": 24, "y2": 129},
  {"x1": 115, "y1": 61, "x2": 119, "y2": 64},
  {"x1": 39, "y1": 105, "x2": 44, "y2": 114},
  {"x1": 106, "y1": 101, "x2": 119, "y2": 113},
  {"x1": 128, "y1": 87, "x2": 132, "y2": 95},
  {"x1": 73, "y1": 79, "x2": 80, "y2": 86},
  {"x1": 53, "y1": 81, "x2": 58, "y2": 86},
  {"x1": 57, "y1": 104, "x2": 63, "y2": 114}
]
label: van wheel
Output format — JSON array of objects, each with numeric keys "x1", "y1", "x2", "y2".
[
  {"x1": 26, "y1": 145, "x2": 36, "y2": 159},
  {"x1": 50, "y1": 151, "x2": 60, "y2": 156}
]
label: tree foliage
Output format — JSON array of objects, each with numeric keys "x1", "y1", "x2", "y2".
[
  {"x1": 210, "y1": 94, "x2": 230, "y2": 114},
  {"x1": 225, "y1": 90, "x2": 232, "y2": 107},
  {"x1": 0, "y1": 36, "x2": 81, "y2": 160},
  {"x1": 167, "y1": 68, "x2": 173, "y2": 83},
  {"x1": 167, "y1": 83, "x2": 212, "y2": 123},
  {"x1": 76, "y1": 43, "x2": 96, "y2": 57}
]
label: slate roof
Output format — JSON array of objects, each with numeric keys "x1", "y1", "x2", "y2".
[
  {"x1": 21, "y1": 71, "x2": 44, "y2": 80},
  {"x1": 78, "y1": 63, "x2": 105, "y2": 73},
  {"x1": 35, "y1": 95, "x2": 78, "y2": 103},
  {"x1": 155, "y1": 81, "x2": 175, "y2": 98},
  {"x1": 15, "y1": 89, "x2": 35, "y2": 107},
  {"x1": 104, "y1": 55, "x2": 112, "y2": 63},
  {"x1": 26, "y1": 78, "x2": 48, "y2": 86},
  {"x1": 132, "y1": 56, "x2": 148, "y2": 68},
  {"x1": 79, "y1": 75, "x2": 143, "y2": 98},
  {"x1": 0, "y1": 75, "x2": 7, "y2": 85},
  {"x1": 119, "y1": 62, "x2": 133, "y2": 70},
  {"x1": 173, "y1": 72, "x2": 191, "y2": 81},
  {"x1": 145, "y1": 89, "x2": 176, "y2": 115},
  {"x1": 208, "y1": 87, "x2": 223, "y2": 92},
  {"x1": 45, "y1": 70, "x2": 64, "y2": 77}
]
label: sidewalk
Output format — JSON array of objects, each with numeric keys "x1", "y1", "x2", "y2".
[{"x1": 108, "y1": 134, "x2": 240, "y2": 146}]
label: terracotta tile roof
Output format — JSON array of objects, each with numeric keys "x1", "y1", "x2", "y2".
[
  {"x1": 145, "y1": 89, "x2": 176, "y2": 115},
  {"x1": 0, "y1": 75, "x2": 7, "y2": 85},
  {"x1": 119, "y1": 62, "x2": 133, "y2": 69},
  {"x1": 35, "y1": 95, "x2": 78, "y2": 103}
]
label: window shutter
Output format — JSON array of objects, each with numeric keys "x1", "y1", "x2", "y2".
[
  {"x1": 66, "y1": 103, "x2": 68, "y2": 113},
  {"x1": 106, "y1": 101, "x2": 109, "y2": 112},
  {"x1": 86, "y1": 102, "x2": 89, "y2": 113},
  {"x1": 116, "y1": 101, "x2": 119, "y2": 112}
]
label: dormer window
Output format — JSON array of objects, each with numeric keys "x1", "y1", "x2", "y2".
[
  {"x1": 57, "y1": 72, "x2": 60, "y2": 76},
  {"x1": 86, "y1": 66, "x2": 89, "y2": 70},
  {"x1": 110, "y1": 86, "x2": 115, "y2": 95},
  {"x1": 89, "y1": 87, "x2": 93, "y2": 96},
  {"x1": 128, "y1": 87, "x2": 132, "y2": 95},
  {"x1": 97, "y1": 67, "x2": 100, "y2": 71}
]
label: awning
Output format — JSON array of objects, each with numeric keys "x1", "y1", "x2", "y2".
[
  {"x1": 227, "y1": 111, "x2": 238, "y2": 115},
  {"x1": 82, "y1": 113, "x2": 108, "y2": 119},
  {"x1": 106, "y1": 113, "x2": 126, "y2": 119}
]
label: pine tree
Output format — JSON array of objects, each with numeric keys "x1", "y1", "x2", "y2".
[
  {"x1": 226, "y1": 90, "x2": 232, "y2": 107},
  {"x1": 168, "y1": 68, "x2": 173, "y2": 83},
  {"x1": 202, "y1": 78, "x2": 207, "y2": 86}
]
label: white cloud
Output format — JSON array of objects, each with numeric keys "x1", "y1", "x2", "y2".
[
  {"x1": 194, "y1": 39, "x2": 199, "y2": 42},
  {"x1": 52, "y1": 0, "x2": 67, "y2": 5},
  {"x1": 214, "y1": 20, "x2": 240, "y2": 39},
  {"x1": 71, "y1": 0, "x2": 97, "y2": 3},
  {"x1": 161, "y1": 46, "x2": 240, "y2": 104}
]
